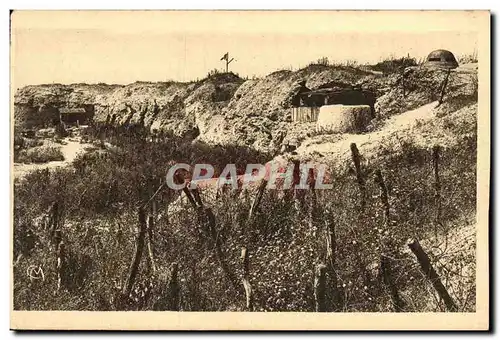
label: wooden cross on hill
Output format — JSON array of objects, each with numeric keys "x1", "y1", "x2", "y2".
[{"x1": 220, "y1": 52, "x2": 235, "y2": 73}]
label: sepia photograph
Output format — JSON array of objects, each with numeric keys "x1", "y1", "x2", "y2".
[{"x1": 10, "y1": 10, "x2": 490, "y2": 330}]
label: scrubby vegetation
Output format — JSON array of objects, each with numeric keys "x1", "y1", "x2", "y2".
[
  {"x1": 368, "y1": 56, "x2": 418, "y2": 75},
  {"x1": 458, "y1": 51, "x2": 478, "y2": 64},
  {"x1": 374, "y1": 63, "x2": 478, "y2": 119},
  {"x1": 16, "y1": 145, "x2": 64, "y2": 164},
  {"x1": 14, "y1": 134, "x2": 64, "y2": 164},
  {"x1": 308, "y1": 56, "x2": 360, "y2": 69},
  {"x1": 13, "y1": 119, "x2": 476, "y2": 312},
  {"x1": 12, "y1": 52, "x2": 479, "y2": 313}
]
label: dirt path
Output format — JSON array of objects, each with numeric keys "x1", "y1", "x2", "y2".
[{"x1": 13, "y1": 138, "x2": 92, "y2": 179}]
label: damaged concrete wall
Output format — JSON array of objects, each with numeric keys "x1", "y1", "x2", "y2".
[
  {"x1": 316, "y1": 104, "x2": 372, "y2": 134},
  {"x1": 291, "y1": 107, "x2": 320, "y2": 123}
]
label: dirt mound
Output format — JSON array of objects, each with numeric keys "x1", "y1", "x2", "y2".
[
  {"x1": 14, "y1": 84, "x2": 119, "y2": 128},
  {"x1": 374, "y1": 64, "x2": 478, "y2": 118},
  {"x1": 14, "y1": 66, "x2": 376, "y2": 153},
  {"x1": 316, "y1": 105, "x2": 372, "y2": 134},
  {"x1": 292, "y1": 101, "x2": 477, "y2": 172},
  {"x1": 15, "y1": 62, "x2": 476, "y2": 154}
]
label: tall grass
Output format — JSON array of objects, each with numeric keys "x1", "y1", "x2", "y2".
[
  {"x1": 12, "y1": 122, "x2": 476, "y2": 312},
  {"x1": 15, "y1": 145, "x2": 64, "y2": 164},
  {"x1": 368, "y1": 56, "x2": 418, "y2": 75}
]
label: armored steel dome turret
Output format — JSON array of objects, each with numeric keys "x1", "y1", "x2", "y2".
[{"x1": 424, "y1": 49, "x2": 459, "y2": 69}]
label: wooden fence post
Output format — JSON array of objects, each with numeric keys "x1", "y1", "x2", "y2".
[
  {"x1": 314, "y1": 264, "x2": 327, "y2": 312},
  {"x1": 122, "y1": 207, "x2": 147, "y2": 299},
  {"x1": 191, "y1": 187, "x2": 204, "y2": 208},
  {"x1": 325, "y1": 220, "x2": 336, "y2": 271},
  {"x1": 244, "y1": 179, "x2": 268, "y2": 245},
  {"x1": 198, "y1": 206, "x2": 217, "y2": 241},
  {"x1": 401, "y1": 67, "x2": 406, "y2": 98},
  {"x1": 380, "y1": 254, "x2": 405, "y2": 312},
  {"x1": 438, "y1": 68, "x2": 451, "y2": 105},
  {"x1": 408, "y1": 239, "x2": 458, "y2": 312},
  {"x1": 432, "y1": 145, "x2": 443, "y2": 234},
  {"x1": 198, "y1": 206, "x2": 239, "y2": 290},
  {"x1": 165, "y1": 262, "x2": 180, "y2": 311},
  {"x1": 325, "y1": 219, "x2": 339, "y2": 309},
  {"x1": 308, "y1": 186, "x2": 319, "y2": 236},
  {"x1": 374, "y1": 169, "x2": 390, "y2": 227},
  {"x1": 56, "y1": 241, "x2": 65, "y2": 291},
  {"x1": 48, "y1": 201, "x2": 61, "y2": 245},
  {"x1": 241, "y1": 247, "x2": 253, "y2": 311},
  {"x1": 182, "y1": 186, "x2": 199, "y2": 209},
  {"x1": 248, "y1": 179, "x2": 268, "y2": 223},
  {"x1": 350, "y1": 143, "x2": 366, "y2": 211}
]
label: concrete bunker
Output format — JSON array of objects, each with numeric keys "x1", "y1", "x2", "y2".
[
  {"x1": 59, "y1": 105, "x2": 95, "y2": 126},
  {"x1": 316, "y1": 104, "x2": 372, "y2": 134},
  {"x1": 290, "y1": 80, "x2": 376, "y2": 133},
  {"x1": 424, "y1": 49, "x2": 459, "y2": 69}
]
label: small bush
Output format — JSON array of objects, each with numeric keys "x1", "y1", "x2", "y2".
[
  {"x1": 315, "y1": 57, "x2": 330, "y2": 66},
  {"x1": 14, "y1": 134, "x2": 25, "y2": 148},
  {"x1": 14, "y1": 136, "x2": 43, "y2": 150},
  {"x1": 207, "y1": 68, "x2": 220, "y2": 77},
  {"x1": 16, "y1": 146, "x2": 64, "y2": 164},
  {"x1": 35, "y1": 128, "x2": 56, "y2": 139},
  {"x1": 25, "y1": 138, "x2": 44, "y2": 148},
  {"x1": 458, "y1": 52, "x2": 478, "y2": 64},
  {"x1": 369, "y1": 56, "x2": 417, "y2": 75}
]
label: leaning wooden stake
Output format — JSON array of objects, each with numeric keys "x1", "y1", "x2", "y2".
[
  {"x1": 314, "y1": 264, "x2": 327, "y2": 312},
  {"x1": 198, "y1": 206, "x2": 217, "y2": 240},
  {"x1": 56, "y1": 241, "x2": 65, "y2": 291},
  {"x1": 241, "y1": 247, "x2": 253, "y2": 311},
  {"x1": 191, "y1": 187, "x2": 204, "y2": 208},
  {"x1": 182, "y1": 186, "x2": 199, "y2": 209},
  {"x1": 380, "y1": 254, "x2": 405, "y2": 312},
  {"x1": 245, "y1": 179, "x2": 268, "y2": 244},
  {"x1": 325, "y1": 219, "x2": 336, "y2": 271},
  {"x1": 432, "y1": 145, "x2": 443, "y2": 234},
  {"x1": 408, "y1": 239, "x2": 458, "y2": 312},
  {"x1": 123, "y1": 208, "x2": 147, "y2": 298},
  {"x1": 165, "y1": 262, "x2": 180, "y2": 311},
  {"x1": 48, "y1": 201, "x2": 61, "y2": 245},
  {"x1": 374, "y1": 169, "x2": 390, "y2": 227},
  {"x1": 248, "y1": 179, "x2": 268, "y2": 222},
  {"x1": 438, "y1": 68, "x2": 451, "y2": 105},
  {"x1": 146, "y1": 215, "x2": 156, "y2": 273},
  {"x1": 199, "y1": 206, "x2": 239, "y2": 290},
  {"x1": 350, "y1": 143, "x2": 366, "y2": 211},
  {"x1": 308, "y1": 186, "x2": 319, "y2": 235},
  {"x1": 401, "y1": 68, "x2": 406, "y2": 98},
  {"x1": 325, "y1": 219, "x2": 339, "y2": 309}
]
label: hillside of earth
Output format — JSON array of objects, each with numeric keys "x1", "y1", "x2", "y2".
[
  {"x1": 14, "y1": 65, "x2": 380, "y2": 153},
  {"x1": 14, "y1": 61, "x2": 477, "y2": 156}
]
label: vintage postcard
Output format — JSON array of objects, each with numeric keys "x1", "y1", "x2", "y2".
[{"x1": 10, "y1": 10, "x2": 490, "y2": 330}]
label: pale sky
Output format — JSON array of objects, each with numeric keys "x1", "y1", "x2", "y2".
[{"x1": 11, "y1": 11, "x2": 481, "y2": 88}]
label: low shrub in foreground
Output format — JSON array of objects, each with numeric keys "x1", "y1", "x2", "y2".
[
  {"x1": 12, "y1": 131, "x2": 476, "y2": 312},
  {"x1": 16, "y1": 145, "x2": 64, "y2": 164}
]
